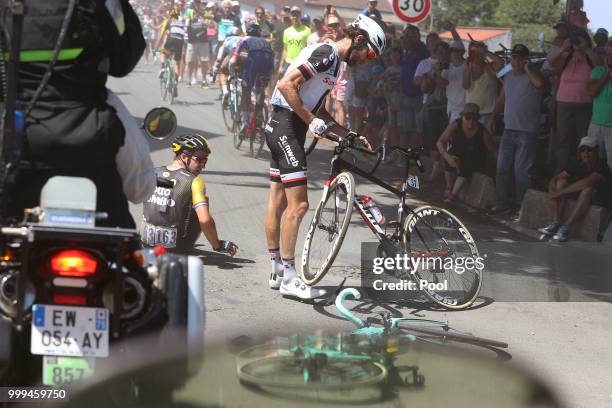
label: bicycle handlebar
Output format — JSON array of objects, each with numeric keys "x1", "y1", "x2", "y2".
[
  {"x1": 335, "y1": 288, "x2": 366, "y2": 329},
  {"x1": 321, "y1": 122, "x2": 385, "y2": 176}
]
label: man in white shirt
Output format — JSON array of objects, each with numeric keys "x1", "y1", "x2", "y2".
[{"x1": 441, "y1": 40, "x2": 466, "y2": 123}]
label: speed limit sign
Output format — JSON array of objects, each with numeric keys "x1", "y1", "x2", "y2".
[{"x1": 392, "y1": 0, "x2": 431, "y2": 24}]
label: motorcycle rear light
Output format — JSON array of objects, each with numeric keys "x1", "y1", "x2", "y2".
[
  {"x1": 1, "y1": 248, "x2": 14, "y2": 262},
  {"x1": 50, "y1": 249, "x2": 99, "y2": 277},
  {"x1": 53, "y1": 294, "x2": 87, "y2": 305},
  {"x1": 153, "y1": 245, "x2": 166, "y2": 256}
]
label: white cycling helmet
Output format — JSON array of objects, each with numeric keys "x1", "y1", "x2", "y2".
[{"x1": 351, "y1": 14, "x2": 386, "y2": 56}]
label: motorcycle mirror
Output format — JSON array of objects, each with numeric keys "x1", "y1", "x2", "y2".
[{"x1": 142, "y1": 107, "x2": 177, "y2": 140}]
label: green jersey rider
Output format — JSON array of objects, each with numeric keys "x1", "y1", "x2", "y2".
[{"x1": 142, "y1": 133, "x2": 238, "y2": 256}]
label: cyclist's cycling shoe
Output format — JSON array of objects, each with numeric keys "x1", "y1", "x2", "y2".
[
  {"x1": 269, "y1": 272, "x2": 282, "y2": 290},
  {"x1": 538, "y1": 223, "x2": 559, "y2": 236},
  {"x1": 158, "y1": 69, "x2": 164, "y2": 79},
  {"x1": 222, "y1": 93, "x2": 229, "y2": 109},
  {"x1": 280, "y1": 278, "x2": 327, "y2": 300}
]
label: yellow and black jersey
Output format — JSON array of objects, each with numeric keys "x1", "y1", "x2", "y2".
[{"x1": 142, "y1": 166, "x2": 208, "y2": 251}]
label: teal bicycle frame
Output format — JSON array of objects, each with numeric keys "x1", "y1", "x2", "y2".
[{"x1": 285, "y1": 288, "x2": 449, "y2": 384}]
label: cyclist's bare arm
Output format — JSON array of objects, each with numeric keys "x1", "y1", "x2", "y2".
[
  {"x1": 315, "y1": 106, "x2": 351, "y2": 139},
  {"x1": 195, "y1": 205, "x2": 221, "y2": 249},
  {"x1": 277, "y1": 68, "x2": 316, "y2": 125}
]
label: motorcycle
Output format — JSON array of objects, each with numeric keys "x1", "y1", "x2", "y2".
[{"x1": 0, "y1": 108, "x2": 204, "y2": 397}]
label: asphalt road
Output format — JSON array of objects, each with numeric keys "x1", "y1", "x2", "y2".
[{"x1": 108, "y1": 64, "x2": 612, "y2": 408}]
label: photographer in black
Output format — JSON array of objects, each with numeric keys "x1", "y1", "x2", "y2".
[{"x1": 2, "y1": 0, "x2": 146, "y2": 228}]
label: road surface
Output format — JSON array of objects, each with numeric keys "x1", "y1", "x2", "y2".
[{"x1": 108, "y1": 65, "x2": 612, "y2": 408}]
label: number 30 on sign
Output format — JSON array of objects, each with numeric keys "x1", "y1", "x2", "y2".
[{"x1": 392, "y1": 0, "x2": 431, "y2": 24}]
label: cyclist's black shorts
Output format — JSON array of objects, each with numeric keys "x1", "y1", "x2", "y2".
[
  {"x1": 265, "y1": 106, "x2": 308, "y2": 188},
  {"x1": 164, "y1": 35, "x2": 184, "y2": 62}
]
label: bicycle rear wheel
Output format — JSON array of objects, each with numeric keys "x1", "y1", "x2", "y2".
[
  {"x1": 300, "y1": 172, "x2": 355, "y2": 286},
  {"x1": 402, "y1": 206, "x2": 483, "y2": 310},
  {"x1": 160, "y1": 69, "x2": 168, "y2": 102},
  {"x1": 221, "y1": 91, "x2": 233, "y2": 132},
  {"x1": 231, "y1": 83, "x2": 243, "y2": 149},
  {"x1": 253, "y1": 102, "x2": 268, "y2": 159},
  {"x1": 237, "y1": 355, "x2": 386, "y2": 389}
]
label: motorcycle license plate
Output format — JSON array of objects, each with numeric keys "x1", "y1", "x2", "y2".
[
  {"x1": 407, "y1": 173, "x2": 420, "y2": 190},
  {"x1": 42, "y1": 356, "x2": 96, "y2": 386},
  {"x1": 31, "y1": 305, "x2": 109, "y2": 358},
  {"x1": 143, "y1": 223, "x2": 177, "y2": 247}
]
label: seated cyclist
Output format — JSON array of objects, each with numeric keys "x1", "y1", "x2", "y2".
[
  {"x1": 157, "y1": 9, "x2": 187, "y2": 89},
  {"x1": 142, "y1": 134, "x2": 238, "y2": 256},
  {"x1": 231, "y1": 21, "x2": 274, "y2": 137},
  {"x1": 212, "y1": 26, "x2": 242, "y2": 107}
]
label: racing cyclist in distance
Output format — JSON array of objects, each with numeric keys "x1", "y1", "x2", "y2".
[
  {"x1": 212, "y1": 26, "x2": 242, "y2": 107},
  {"x1": 231, "y1": 21, "x2": 274, "y2": 138},
  {"x1": 156, "y1": 8, "x2": 187, "y2": 91},
  {"x1": 142, "y1": 134, "x2": 238, "y2": 256},
  {"x1": 265, "y1": 14, "x2": 386, "y2": 299}
]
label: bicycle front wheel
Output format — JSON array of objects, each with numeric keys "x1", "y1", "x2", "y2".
[
  {"x1": 402, "y1": 206, "x2": 483, "y2": 310},
  {"x1": 237, "y1": 355, "x2": 386, "y2": 390},
  {"x1": 300, "y1": 172, "x2": 355, "y2": 286},
  {"x1": 397, "y1": 322, "x2": 508, "y2": 350}
]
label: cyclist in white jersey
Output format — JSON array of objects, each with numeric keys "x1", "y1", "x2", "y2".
[{"x1": 264, "y1": 15, "x2": 386, "y2": 299}]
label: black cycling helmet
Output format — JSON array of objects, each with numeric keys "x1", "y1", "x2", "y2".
[
  {"x1": 171, "y1": 133, "x2": 212, "y2": 155},
  {"x1": 246, "y1": 21, "x2": 261, "y2": 36}
]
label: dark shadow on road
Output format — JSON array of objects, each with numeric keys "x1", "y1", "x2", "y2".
[
  {"x1": 188, "y1": 248, "x2": 255, "y2": 270},
  {"x1": 172, "y1": 100, "x2": 214, "y2": 107}
]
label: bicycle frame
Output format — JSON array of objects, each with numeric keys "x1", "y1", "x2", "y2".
[
  {"x1": 243, "y1": 76, "x2": 268, "y2": 139},
  {"x1": 320, "y1": 146, "x2": 422, "y2": 252}
]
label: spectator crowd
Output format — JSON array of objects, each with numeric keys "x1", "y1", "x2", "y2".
[{"x1": 131, "y1": 0, "x2": 612, "y2": 242}]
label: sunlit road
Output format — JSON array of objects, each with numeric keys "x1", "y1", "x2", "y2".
[{"x1": 108, "y1": 64, "x2": 612, "y2": 408}]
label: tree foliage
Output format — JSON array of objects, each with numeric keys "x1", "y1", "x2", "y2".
[
  {"x1": 495, "y1": 0, "x2": 564, "y2": 26},
  {"x1": 429, "y1": 0, "x2": 566, "y2": 50},
  {"x1": 431, "y1": 0, "x2": 500, "y2": 29}
]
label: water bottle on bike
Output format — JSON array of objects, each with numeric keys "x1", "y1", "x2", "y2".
[{"x1": 361, "y1": 195, "x2": 385, "y2": 225}]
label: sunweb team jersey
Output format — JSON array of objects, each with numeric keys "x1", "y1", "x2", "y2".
[
  {"x1": 283, "y1": 25, "x2": 311, "y2": 63},
  {"x1": 142, "y1": 166, "x2": 209, "y2": 251},
  {"x1": 270, "y1": 43, "x2": 341, "y2": 114}
]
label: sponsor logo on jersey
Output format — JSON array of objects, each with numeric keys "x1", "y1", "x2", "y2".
[
  {"x1": 323, "y1": 77, "x2": 335, "y2": 86},
  {"x1": 148, "y1": 186, "x2": 176, "y2": 207}
]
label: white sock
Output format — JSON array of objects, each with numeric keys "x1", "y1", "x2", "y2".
[
  {"x1": 281, "y1": 258, "x2": 297, "y2": 283},
  {"x1": 269, "y1": 249, "x2": 283, "y2": 279}
]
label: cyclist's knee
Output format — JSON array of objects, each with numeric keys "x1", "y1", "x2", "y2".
[{"x1": 286, "y1": 200, "x2": 309, "y2": 221}]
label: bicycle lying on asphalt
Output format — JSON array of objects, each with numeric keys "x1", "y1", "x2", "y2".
[
  {"x1": 300, "y1": 127, "x2": 483, "y2": 310},
  {"x1": 236, "y1": 288, "x2": 507, "y2": 391}
]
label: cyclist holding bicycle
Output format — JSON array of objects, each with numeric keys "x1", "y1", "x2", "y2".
[
  {"x1": 213, "y1": 26, "x2": 242, "y2": 107},
  {"x1": 264, "y1": 15, "x2": 386, "y2": 299},
  {"x1": 142, "y1": 134, "x2": 239, "y2": 256},
  {"x1": 231, "y1": 22, "x2": 274, "y2": 138},
  {"x1": 157, "y1": 9, "x2": 187, "y2": 94}
]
